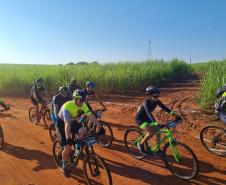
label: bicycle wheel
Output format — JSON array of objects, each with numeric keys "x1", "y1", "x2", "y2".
[
  {"x1": 163, "y1": 141, "x2": 199, "y2": 180},
  {"x1": 43, "y1": 109, "x2": 52, "y2": 128},
  {"x1": 200, "y1": 125, "x2": 226, "y2": 156},
  {"x1": 124, "y1": 128, "x2": 148, "y2": 159},
  {"x1": 83, "y1": 154, "x2": 112, "y2": 185},
  {"x1": 0, "y1": 126, "x2": 4, "y2": 149},
  {"x1": 52, "y1": 140, "x2": 63, "y2": 171},
  {"x1": 97, "y1": 121, "x2": 113, "y2": 148},
  {"x1": 28, "y1": 107, "x2": 38, "y2": 124},
  {"x1": 49, "y1": 124, "x2": 57, "y2": 142}
]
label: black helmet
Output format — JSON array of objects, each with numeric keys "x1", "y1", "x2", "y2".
[
  {"x1": 59, "y1": 86, "x2": 68, "y2": 92},
  {"x1": 145, "y1": 86, "x2": 160, "y2": 95}
]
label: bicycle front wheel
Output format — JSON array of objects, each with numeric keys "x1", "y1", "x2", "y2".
[
  {"x1": 28, "y1": 107, "x2": 38, "y2": 124},
  {"x1": 124, "y1": 128, "x2": 148, "y2": 159},
  {"x1": 200, "y1": 125, "x2": 226, "y2": 156},
  {"x1": 97, "y1": 121, "x2": 114, "y2": 148},
  {"x1": 0, "y1": 126, "x2": 4, "y2": 149},
  {"x1": 43, "y1": 109, "x2": 52, "y2": 128},
  {"x1": 163, "y1": 141, "x2": 199, "y2": 180},
  {"x1": 49, "y1": 124, "x2": 57, "y2": 142},
  {"x1": 52, "y1": 140, "x2": 63, "y2": 171},
  {"x1": 83, "y1": 154, "x2": 112, "y2": 185}
]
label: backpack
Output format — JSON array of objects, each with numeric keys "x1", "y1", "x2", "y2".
[
  {"x1": 215, "y1": 85, "x2": 226, "y2": 98},
  {"x1": 214, "y1": 96, "x2": 226, "y2": 113}
]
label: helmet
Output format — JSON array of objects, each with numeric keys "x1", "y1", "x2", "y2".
[
  {"x1": 71, "y1": 78, "x2": 77, "y2": 84},
  {"x1": 35, "y1": 78, "x2": 44, "y2": 83},
  {"x1": 145, "y1": 86, "x2": 160, "y2": 95},
  {"x1": 72, "y1": 90, "x2": 86, "y2": 101},
  {"x1": 59, "y1": 86, "x2": 68, "y2": 92},
  {"x1": 86, "y1": 81, "x2": 95, "y2": 88}
]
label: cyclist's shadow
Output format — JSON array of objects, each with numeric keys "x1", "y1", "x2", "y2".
[
  {"x1": 2, "y1": 142, "x2": 55, "y2": 171},
  {"x1": 0, "y1": 112, "x2": 16, "y2": 119}
]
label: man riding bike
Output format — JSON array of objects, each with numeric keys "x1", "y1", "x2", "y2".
[
  {"x1": 0, "y1": 98, "x2": 10, "y2": 110},
  {"x1": 68, "y1": 78, "x2": 81, "y2": 97},
  {"x1": 135, "y1": 86, "x2": 180, "y2": 154},
  {"x1": 52, "y1": 86, "x2": 72, "y2": 120},
  {"x1": 57, "y1": 89, "x2": 104, "y2": 178},
  {"x1": 83, "y1": 81, "x2": 107, "y2": 111},
  {"x1": 30, "y1": 78, "x2": 48, "y2": 123}
]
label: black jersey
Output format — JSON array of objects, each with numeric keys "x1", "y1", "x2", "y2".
[{"x1": 135, "y1": 99, "x2": 171, "y2": 124}]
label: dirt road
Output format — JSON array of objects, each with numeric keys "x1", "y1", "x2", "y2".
[{"x1": 0, "y1": 78, "x2": 225, "y2": 185}]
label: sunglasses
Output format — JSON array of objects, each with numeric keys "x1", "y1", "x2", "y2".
[{"x1": 152, "y1": 95, "x2": 160, "y2": 98}]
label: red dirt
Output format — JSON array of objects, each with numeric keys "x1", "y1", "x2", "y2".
[{"x1": 0, "y1": 78, "x2": 225, "y2": 185}]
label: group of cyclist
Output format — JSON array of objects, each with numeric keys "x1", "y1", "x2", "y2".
[
  {"x1": 2, "y1": 77, "x2": 225, "y2": 179},
  {"x1": 30, "y1": 78, "x2": 106, "y2": 177}
]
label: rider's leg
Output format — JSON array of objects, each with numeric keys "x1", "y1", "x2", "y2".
[{"x1": 57, "y1": 118, "x2": 71, "y2": 177}]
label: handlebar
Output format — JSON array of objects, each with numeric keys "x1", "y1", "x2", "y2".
[{"x1": 159, "y1": 117, "x2": 183, "y2": 129}]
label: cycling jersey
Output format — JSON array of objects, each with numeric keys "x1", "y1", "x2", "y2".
[
  {"x1": 30, "y1": 84, "x2": 45, "y2": 103},
  {"x1": 58, "y1": 101, "x2": 92, "y2": 123},
  {"x1": 135, "y1": 99, "x2": 172, "y2": 125},
  {"x1": 52, "y1": 94, "x2": 71, "y2": 114}
]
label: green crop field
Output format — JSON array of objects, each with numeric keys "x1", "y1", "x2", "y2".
[
  {"x1": 194, "y1": 60, "x2": 226, "y2": 110},
  {"x1": 0, "y1": 59, "x2": 191, "y2": 97}
]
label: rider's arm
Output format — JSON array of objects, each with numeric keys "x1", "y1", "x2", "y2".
[
  {"x1": 63, "y1": 109, "x2": 72, "y2": 140},
  {"x1": 94, "y1": 92, "x2": 107, "y2": 110},
  {"x1": 157, "y1": 100, "x2": 175, "y2": 115},
  {"x1": 53, "y1": 96, "x2": 59, "y2": 117},
  {"x1": 82, "y1": 103, "x2": 102, "y2": 128},
  {"x1": 142, "y1": 100, "x2": 156, "y2": 122}
]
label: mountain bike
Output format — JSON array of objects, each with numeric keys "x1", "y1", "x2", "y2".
[
  {"x1": 200, "y1": 123, "x2": 226, "y2": 157},
  {"x1": 28, "y1": 100, "x2": 52, "y2": 128},
  {"x1": 49, "y1": 109, "x2": 114, "y2": 148},
  {"x1": 124, "y1": 118, "x2": 199, "y2": 180},
  {"x1": 53, "y1": 133, "x2": 112, "y2": 185}
]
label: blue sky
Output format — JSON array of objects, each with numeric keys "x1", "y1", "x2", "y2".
[{"x1": 0, "y1": 0, "x2": 226, "y2": 64}]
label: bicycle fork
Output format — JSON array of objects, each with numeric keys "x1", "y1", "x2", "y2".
[{"x1": 169, "y1": 138, "x2": 181, "y2": 163}]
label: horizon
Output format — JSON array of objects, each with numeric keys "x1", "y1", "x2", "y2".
[{"x1": 0, "y1": 0, "x2": 226, "y2": 65}]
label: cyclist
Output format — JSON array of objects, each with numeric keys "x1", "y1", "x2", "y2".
[
  {"x1": 30, "y1": 78, "x2": 47, "y2": 123},
  {"x1": 68, "y1": 78, "x2": 81, "y2": 96},
  {"x1": 84, "y1": 81, "x2": 107, "y2": 111},
  {"x1": 57, "y1": 89, "x2": 104, "y2": 178},
  {"x1": 0, "y1": 98, "x2": 10, "y2": 110},
  {"x1": 215, "y1": 90, "x2": 226, "y2": 124},
  {"x1": 135, "y1": 86, "x2": 179, "y2": 154},
  {"x1": 52, "y1": 86, "x2": 72, "y2": 119}
]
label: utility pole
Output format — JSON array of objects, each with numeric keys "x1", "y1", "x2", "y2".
[
  {"x1": 148, "y1": 40, "x2": 151, "y2": 61},
  {"x1": 190, "y1": 55, "x2": 192, "y2": 65}
]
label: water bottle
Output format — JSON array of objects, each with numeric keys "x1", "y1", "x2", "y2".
[{"x1": 74, "y1": 143, "x2": 81, "y2": 157}]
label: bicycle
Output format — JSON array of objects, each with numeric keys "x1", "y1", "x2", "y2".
[
  {"x1": 124, "y1": 118, "x2": 199, "y2": 180},
  {"x1": 52, "y1": 133, "x2": 112, "y2": 185},
  {"x1": 49, "y1": 109, "x2": 114, "y2": 148},
  {"x1": 28, "y1": 100, "x2": 52, "y2": 128},
  {"x1": 200, "y1": 123, "x2": 226, "y2": 157}
]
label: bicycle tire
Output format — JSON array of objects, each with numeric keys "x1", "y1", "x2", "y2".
[
  {"x1": 124, "y1": 128, "x2": 148, "y2": 159},
  {"x1": 49, "y1": 123, "x2": 57, "y2": 142},
  {"x1": 52, "y1": 140, "x2": 63, "y2": 171},
  {"x1": 200, "y1": 125, "x2": 226, "y2": 156},
  {"x1": 83, "y1": 154, "x2": 112, "y2": 185},
  {"x1": 97, "y1": 121, "x2": 114, "y2": 148},
  {"x1": 43, "y1": 109, "x2": 52, "y2": 128},
  {"x1": 163, "y1": 141, "x2": 199, "y2": 180},
  {"x1": 28, "y1": 107, "x2": 38, "y2": 124}
]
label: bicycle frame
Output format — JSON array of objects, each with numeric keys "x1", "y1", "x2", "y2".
[{"x1": 132, "y1": 128, "x2": 181, "y2": 162}]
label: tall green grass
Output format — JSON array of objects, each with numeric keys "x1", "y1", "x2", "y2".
[
  {"x1": 197, "y1": 60, "x2": 226, "y2": 110},
  {"x1": 0, "y1": 59, "x2": 192, "y2": 97}
]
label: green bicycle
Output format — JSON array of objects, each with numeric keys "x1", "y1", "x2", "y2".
[{"x1": 124, "y1": 118, "x2": 199, "y2": 180}]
